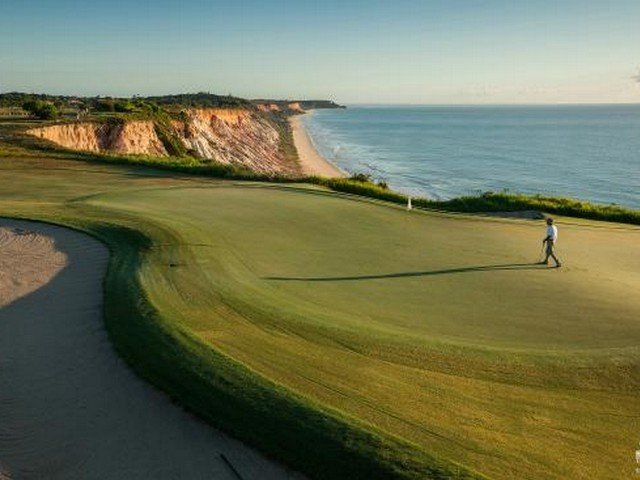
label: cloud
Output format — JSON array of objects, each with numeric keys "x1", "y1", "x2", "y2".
[{"x1": 633, "y1": 67, "x2": 640, "y2": 83}]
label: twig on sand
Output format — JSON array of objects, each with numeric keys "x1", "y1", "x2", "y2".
[{"x1": 220, "y1": 453, "x2": 245, "y2": 480}]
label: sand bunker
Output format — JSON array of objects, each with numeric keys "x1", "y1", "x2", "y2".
[
  {"x1": 0, "y1": 226, "x2": 67, "y2": 308},
  {"x1": 0, "y1": 219, "x2": 302, "y2": 480}
]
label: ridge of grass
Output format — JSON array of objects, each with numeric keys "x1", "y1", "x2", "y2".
[{"x1": 315, "y1": 178, "x2": 640, "y2": 225}]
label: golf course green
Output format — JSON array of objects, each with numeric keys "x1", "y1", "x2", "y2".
[{"x1": 1, "y1": 156, "x2": 639, "y2": 479}]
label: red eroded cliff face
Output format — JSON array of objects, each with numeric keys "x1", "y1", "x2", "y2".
[
  {"x1": 27, "y1": 108, "x2": 300, "y2": 175},
  {"x1": 171, "y1": 108, "x2": 295, "y2": 174},
  {"x1": 256, "y1": 103, "x2": 281, "y2": 112},
  {"x1": 27, "y1": 121, "x2": 167, "y2": 156}
]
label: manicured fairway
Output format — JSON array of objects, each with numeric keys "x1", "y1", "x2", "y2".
[
  {"x1": 98, "y1": 185, "x2": 640, "y2": 350},
  {"x1": 1, "y1": 157, "x2": 639, "y2": 479}
]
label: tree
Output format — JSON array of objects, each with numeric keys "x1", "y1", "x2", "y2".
[
  {"x1": 22, "y1": 100, "x2": 59, "y2": 120},
  {"x1": 93, "y1": 98, "x2": 116, "y2": 112}
]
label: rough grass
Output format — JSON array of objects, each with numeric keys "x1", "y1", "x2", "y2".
[{"x1": 316, "y1": 178, "x2": 640, "y2": 225}]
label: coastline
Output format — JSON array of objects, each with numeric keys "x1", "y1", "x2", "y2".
[{"x1": 290, "y1": 112, "x2": 345, "y2": 178}]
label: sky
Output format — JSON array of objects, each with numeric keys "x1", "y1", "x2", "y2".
[{"x1": 1, "y1": 0, "x2": 639, "y2": 104}]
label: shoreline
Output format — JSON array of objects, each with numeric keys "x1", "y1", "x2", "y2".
[{"x1": 290, "y1": 112, "x2": 346, "y2": 178}]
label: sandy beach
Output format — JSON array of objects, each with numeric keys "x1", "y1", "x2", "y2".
[
  {"x1": 290, "y1": 113, "x2": 345, "y2": 178},
  {"x1": 0, "y1": 219, "x2": 302, "y2": 480}
]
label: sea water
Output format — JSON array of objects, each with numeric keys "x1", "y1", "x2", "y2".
[{"x1": 302, "y1": 105, "x2": 640, "y2": 208}]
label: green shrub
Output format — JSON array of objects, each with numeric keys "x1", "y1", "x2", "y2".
[
  {"x1": 22, "y1": 100, "x2": 59, "y2": 120},
  {"x1": 93, "y1": 98, "x2": 116, "y2": 112},
  {"x1": 420, "y1": 191, "x2": 640, "y2": 224},
  {"x1": 349, "y1": 172, "x2": 372, "y2": 183},
  {"x1": 114, "y1": 100, "x2": 135, "y2": 113},
  {"x1": 313, "y1": 179, "x2": 640, "y2": 225}
]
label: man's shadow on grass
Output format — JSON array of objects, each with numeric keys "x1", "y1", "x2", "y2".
[{"x1": 265, "y1": 262, "x2": 546, "y2": 282}]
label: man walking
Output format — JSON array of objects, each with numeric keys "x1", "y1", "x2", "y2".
[{"x1": 541, "y1": 217, "x2": 561, "y2": 268}]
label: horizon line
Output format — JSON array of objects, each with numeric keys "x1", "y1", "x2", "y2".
[{"x1": 2, "y1": 91, "x2": 639, "y2": 107}]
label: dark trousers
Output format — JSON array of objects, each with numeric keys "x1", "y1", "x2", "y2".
[{"x1": 544, "y1": 240, "x2": 561, "y2": 266}]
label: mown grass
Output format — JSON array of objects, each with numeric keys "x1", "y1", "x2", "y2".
[
  {"x1": 95, "y1": 220, "x2": 480, "y2": 480},
  {"x1": 0, "y1": 171, "x2": 483, "y2": 480},
  {"x1": 85, "y1": 183, "x2": 640, "y2": 480},
  {"x1": 1, "y1": 157, "x2": 639, "y2": 479}
]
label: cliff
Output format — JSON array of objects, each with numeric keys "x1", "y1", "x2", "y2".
[
  {"x1": 27, "y1": 121, "x2": 167, "y2": 156},
  {"x1": 27, "y1": 108, "x2": 299, "y2": 175},
  {"x1": 171, "y1": 108, "x2": 291, "y2": 174},
  {"x1": 253, "y1": 99, "x2": 345, "y2": 112}
]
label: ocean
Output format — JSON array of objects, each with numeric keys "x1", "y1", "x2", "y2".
[{"x1": 301, "y1": 104, "x2": 640, "y2": 209}]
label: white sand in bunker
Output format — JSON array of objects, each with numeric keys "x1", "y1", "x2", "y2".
[
  {"x1": 0, "y1": 226, "x2": 67, "y2": 308},
  {"x1": 0, "y1": 219, "x2": 303, "y2": 480}
]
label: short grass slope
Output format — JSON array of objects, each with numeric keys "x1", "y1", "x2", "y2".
[{"x1": 1, "y1": 157, "x2": 638, "y2": 479}]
